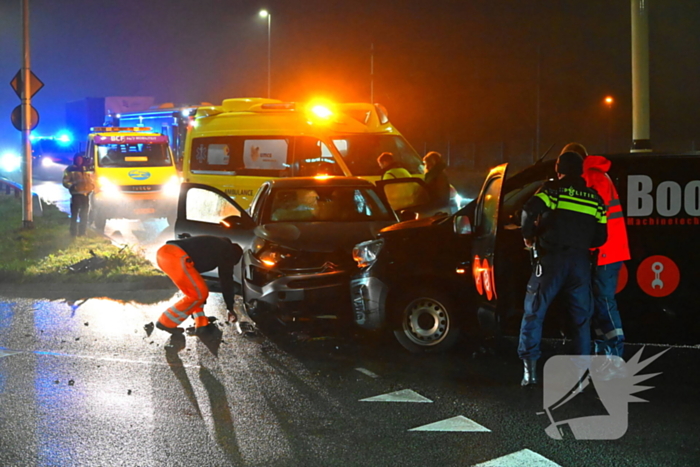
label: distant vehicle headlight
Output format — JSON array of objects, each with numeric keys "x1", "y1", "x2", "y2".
[
  {"x1": 98, "y1": 176, "x2": 120, "y2": 197},
  {"x1": 453, "y1": 192, "x2": 473, "y2": 210},
  {"x1": 163, "y1": 175, "x2": 181, "y2": 197},
  {"x1": 0, "y1": 152, "x2": 21, "y2": 172},
  {"x1": 352, "y1": 238, "x2": 384, "y2": 268},
  {"x1": 41, "y1": 157, "x2": 54, "y2": 167}
]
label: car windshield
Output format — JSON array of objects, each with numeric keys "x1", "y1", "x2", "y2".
[
  {"x1": 331, "y1": 135, "x2": 423, "y2": 176},
  {"x1": 96, "y1": 143, "x2": 172, "y2": 168},
  {"x1": 264, "y1": 186, "x2": 394, "y2": 223}
]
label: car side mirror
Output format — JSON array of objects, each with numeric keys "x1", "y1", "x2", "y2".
[
  {"x1": 220, "y1": 215, "x2": 253, "y2": 229},
  {"x1": 454, "y1": 214, "x2": 472, "y2": 235}
]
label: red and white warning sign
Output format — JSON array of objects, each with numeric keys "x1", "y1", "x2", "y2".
[{"x1": 636, "y1": 255, "x2": 680, "y2": 298}]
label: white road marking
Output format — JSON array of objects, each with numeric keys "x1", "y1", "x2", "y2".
[
  {"x1": 355, "y1": 367, "x2": 379, "y2": 378},
  {"x1": 409, "y1": 415, "x2": 491, "y2": 432},
  {"x1": 472, "y1": 449, "x2": 562, "y2": 466},
  {"x1": 360, "y1": 389, "x2": 432, "y2": 403}
]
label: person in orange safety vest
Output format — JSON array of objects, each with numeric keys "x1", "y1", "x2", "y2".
[
  {"x1": 155, "y1": 235, "x2": 243, "y2": 335},
  {"x1": 561, "y1": 143, "x2": 630, "y2": 359}
]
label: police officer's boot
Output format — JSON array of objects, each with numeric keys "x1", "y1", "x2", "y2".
[{"x1": 521, "y1": 359, "x2": 539, "y2": 387}]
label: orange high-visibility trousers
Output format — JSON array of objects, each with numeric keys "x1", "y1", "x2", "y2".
[{"x1": 156, "y1": 244, "x2": 210, "y2": 329}]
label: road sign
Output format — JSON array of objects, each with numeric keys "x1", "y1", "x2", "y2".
[
  {"x1": 11, "y1": 105, "x2": 39, "y2": 131},
  {"x1": 10, "y1": 69, "x2": 44, "y2": 99}
]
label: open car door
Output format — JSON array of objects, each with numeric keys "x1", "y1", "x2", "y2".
[
  {"x1": 471, "y1": 163, "x2": 508, "y2": 311},
  {"x1": 175, "y1": 183, "x2": 257, "y2": 281}
]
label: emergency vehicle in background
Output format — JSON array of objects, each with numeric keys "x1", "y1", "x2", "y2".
[
  {"x1": 107, "y1": 103, "x2": 211, "y2": 169},
  {"x1": 182, "y1": 98, "x2": 427, "y2": 209},
  {"x1": 85, "y1": 127, "x2": 180, "y2": 231}
]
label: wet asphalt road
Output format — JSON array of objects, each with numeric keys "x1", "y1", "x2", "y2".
[
  {"x1": 2, "y1": 175, "x2": 699, "y2": 466},
  {"x1": 0, "y1": 288, "x2": 698, "y2": 467}
]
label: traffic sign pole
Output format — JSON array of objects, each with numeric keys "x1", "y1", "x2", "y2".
[{"x1": 21, "y1": 0, "x2": 33, "y2": 229}]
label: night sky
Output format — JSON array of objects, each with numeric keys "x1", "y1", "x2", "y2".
[{"x1": 1, "y1": 0, "x2": 699, "y2": 162}]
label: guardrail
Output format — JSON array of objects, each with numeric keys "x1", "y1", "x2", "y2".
[
  {"x1": 0, "y1": 176, "x2": 22, "y2": 197},
  {"x1": 0, "y1": 176, "x2": 44, "y2": 216}
]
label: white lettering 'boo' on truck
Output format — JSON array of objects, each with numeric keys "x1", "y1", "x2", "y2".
[{"x1": 627, "y1": 175, "x2": 700, "y2": 217}]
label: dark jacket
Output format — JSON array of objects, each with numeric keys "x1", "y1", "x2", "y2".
[
  {"x1": 522, "y1": 175, "x2": 607, "y2": 254},
  {"x1": 167, "y1": 236, "x2": 243, "y2": 311},
  {"x1": 424, "y1": 160, "x2": 451, "y2": 207}
]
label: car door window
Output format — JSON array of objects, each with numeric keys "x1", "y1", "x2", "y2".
[
  {"x1": 475, "y1": 175, "x2": 503, "y2": 237},
  {"x1": 185, "y1": 187, "x2": 242, "y2": 224}
]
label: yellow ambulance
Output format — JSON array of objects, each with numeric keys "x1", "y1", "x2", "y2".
[
  {"x1": 182, "y1": 98, "x2": 425, "y2": 208},
  {"x1": 85, "y1": 127, "x2": 180, "y2": 231}
]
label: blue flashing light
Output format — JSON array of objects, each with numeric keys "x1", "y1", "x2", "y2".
[
  {"x1": 55, "y1": 131, "x2": 73, "y2": 145},
  {"x1": 56, "y1": 132, "x2": 73, "y2": 144}
]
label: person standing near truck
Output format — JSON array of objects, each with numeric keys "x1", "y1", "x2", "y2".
[
  {"x1": 561, "y1": 142, "x2": 630, "y2": 359},
  {"x1": 62, "y1": 152, "x2": 95, "y2": 237},
  {"x1": 518, "y1": 151, "x2": 608, "y2": 386},
  {"x1": 377, "y1": 152, "x2": 412, "y2": 180}
]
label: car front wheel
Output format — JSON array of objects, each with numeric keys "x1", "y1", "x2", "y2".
[{"x1": 392, "y1": 287, "x2": 460, "y2": 353}]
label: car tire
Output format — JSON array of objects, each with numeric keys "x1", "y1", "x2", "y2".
[{"x1": 392, "y1": 287, "x2": 460, "y2": 353}]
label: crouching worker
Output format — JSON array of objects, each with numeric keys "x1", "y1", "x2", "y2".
[{"x1": 155, "y1": 235, "x2": 243, "y2": 336}]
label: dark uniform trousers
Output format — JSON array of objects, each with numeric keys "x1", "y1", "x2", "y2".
[
  {"x1": 70, "y1": 194, "x2": 90, "y2": 236},
  {"x1": 518, "y1": 249, "x2": 593, "y2": 361}
]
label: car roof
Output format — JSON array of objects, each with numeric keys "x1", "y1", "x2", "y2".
[{"x1": 267, "y1": 176, "x2": 376, "y2": 189}]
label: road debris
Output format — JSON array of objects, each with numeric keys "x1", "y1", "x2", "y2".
[{"x1": 66, "y1": 250, "x2": 107, "y2": 273}]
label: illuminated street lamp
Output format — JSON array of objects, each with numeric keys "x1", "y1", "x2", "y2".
[
  {"x1": 259, "y1": 9, "x2": 271, "y2": 98},
  {"x1": 604, "y1": 96, "x2": 614, "y2": 153}
]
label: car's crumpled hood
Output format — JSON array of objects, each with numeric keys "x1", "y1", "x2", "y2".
[{"x1": 254, "y1": 221, "x2": 394, "y2": 253}]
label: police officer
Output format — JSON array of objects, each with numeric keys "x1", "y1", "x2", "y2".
[{"x1": 518, "y1": 152, "x2": 608, "y2": 386}]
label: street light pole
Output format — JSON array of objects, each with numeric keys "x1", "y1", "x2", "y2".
[
  {"x1": 259, "y1": 10, "x2": 271, "y2": 99},
  {"x1": 604, "y1": 96, "x2": 614, "y2": 153},
  {"x1": 21, "y1": 0, "x2": 33, "y2": 229}
]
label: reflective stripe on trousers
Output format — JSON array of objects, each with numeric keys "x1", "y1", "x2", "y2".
[
  {"x1": 592, "y1": 261, "x2": 625, "y2": 357},
  {"x1": 156, "y1": 244, "x2": 210, "y2": 329}
]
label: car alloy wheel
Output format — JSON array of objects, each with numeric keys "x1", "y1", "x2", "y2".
[{"x1": 393, "y1": 287, "x2": 460, "y2": 353}]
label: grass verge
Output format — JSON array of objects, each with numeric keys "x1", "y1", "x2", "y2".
[{"x1": 0, "y1": 195, "x2": 166, "y2": 284}]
